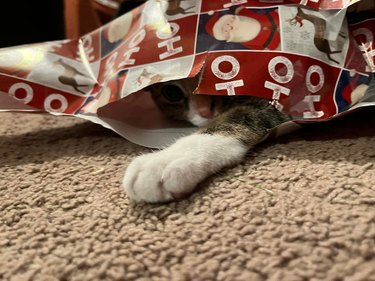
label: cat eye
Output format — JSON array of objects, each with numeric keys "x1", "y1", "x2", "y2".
[{"x1": 161, "y1": 84, "x2": 185, "y2": 102}]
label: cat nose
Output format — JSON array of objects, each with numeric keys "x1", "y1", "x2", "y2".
[
  {"x1": 198, "y1": 107, "x2": 213, "y2": 118},
  {"x1": 191, "y1": 95, "x2": 213, "y2": 118}
]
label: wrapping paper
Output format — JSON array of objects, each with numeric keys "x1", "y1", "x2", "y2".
[{"x1": 0, "y1": 0, "x2": 374, "y2": 148}]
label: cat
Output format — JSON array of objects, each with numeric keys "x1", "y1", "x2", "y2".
[
  {"x1": 122, "y1": 74, "x2": 291, "y2": 202},
  {"x1": 117, "y1": 0, "x2": 291, "y2": 203}
]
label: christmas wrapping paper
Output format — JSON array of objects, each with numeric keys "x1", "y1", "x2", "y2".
[{"x1": 0, "y1": 0, "x2": 374, "y2": 148}]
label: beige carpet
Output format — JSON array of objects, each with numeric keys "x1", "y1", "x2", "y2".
[{"x1": 0, "y1": 108, "x2": 374, "y2": 281}]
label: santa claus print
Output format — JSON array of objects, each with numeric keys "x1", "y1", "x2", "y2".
[
  {"x1": 196, "y1": 6, "x2": 280, "y2": 53},
  {"x1": 334, "y1": 70, "x2": 370, "y2": 113}
]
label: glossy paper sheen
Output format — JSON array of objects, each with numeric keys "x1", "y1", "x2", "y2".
[{"x1": 0, "y1": 0, "x2": 374, "y2": 147}]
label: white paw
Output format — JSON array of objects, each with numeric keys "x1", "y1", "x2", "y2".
[
  {"x1": 122, "y1": 134, "x2": 248, "y2": 203},
  {"x1": 122, "y1": 151, "x2": 197, "y2": 203}
]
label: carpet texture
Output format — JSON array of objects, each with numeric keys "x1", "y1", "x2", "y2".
[{"x1": 0, "y1": 109, "x2": 374, "y2": 281}]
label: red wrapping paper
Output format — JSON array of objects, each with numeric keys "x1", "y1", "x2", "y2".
[{"x1": 0, "y1": 0, "x2": 374, "y2": 147}]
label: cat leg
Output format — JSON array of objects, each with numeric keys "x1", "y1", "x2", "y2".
[
  {"x1": 122, "y1": 134, "x2": 248, "y2": 203},
  {"x1": 123, "y1": 103, "x2": 289, "y2": 203}
]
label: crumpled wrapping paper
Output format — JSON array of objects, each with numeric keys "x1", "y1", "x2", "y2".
[{"x1": 0, "y1": 0, "x2": 374, "y2": 148}]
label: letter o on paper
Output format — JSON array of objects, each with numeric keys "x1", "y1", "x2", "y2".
[
  {"x1": 9, "y1": 82, "x2": 34, "y2": 104},
  {"x1": 211, "y1": 55, "x2": 240, "y2": 80},
  {"x1": 268, "y1": 56, "x2": 294, "y2": 84},
  {"x1": 306, "y1": 65, "x2": 324, "y2": 93},
  {"x1": 44, "y1": 94, "x2": 68, "y2": 113}
]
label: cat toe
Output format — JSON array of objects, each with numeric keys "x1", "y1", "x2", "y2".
[
  {"x1": 122, "y1": 157, "x2": 143, "y2": 202},
  {"x1": 122, "y1": 153, "x2": 198, "y2": 203},
  {"x1": 161, "y1": 159, "x2": 197, "y2": 196},
  {"x1": 122, "y1": 154, "x2": 175, "y2": 203}
]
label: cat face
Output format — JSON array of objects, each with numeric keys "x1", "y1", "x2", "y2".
[{"x1": 147, "y1": 76, "x2": 220, "y2": 127}]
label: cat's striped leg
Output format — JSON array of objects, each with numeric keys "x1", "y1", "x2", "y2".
[{"x1": 122, "y1": 103, "x2": 290, "y2": 203}]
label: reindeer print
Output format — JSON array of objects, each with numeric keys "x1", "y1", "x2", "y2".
[
  {"x1": 136, "y1": 68, "x2": 163, "y2": 86},
  {"x1": 53, "y1": 58, "x2": 90, "y2": 95},
  {"x1": 287, "y1": 7, "x2": 345, "y2": 64}
]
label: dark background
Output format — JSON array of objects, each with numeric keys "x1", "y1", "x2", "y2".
[
  {"x1": 0, "y1": 0, "x2": 151, "y2": 49},
  {"x1": 0, "y1": 1, "x2": 65, "y2": 48}
]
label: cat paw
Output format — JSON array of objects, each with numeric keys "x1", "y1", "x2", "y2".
[
  {"x1": 122, "y1": 134, "x2": 247, "y2": 203},
  {"x1": 122, "y1": 151, "x2": 199, "y2": 203}
]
